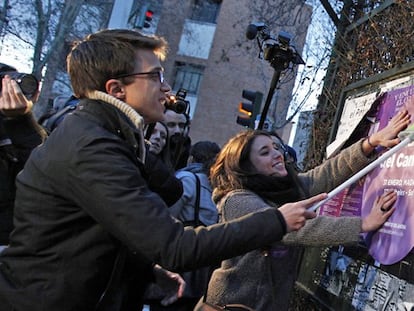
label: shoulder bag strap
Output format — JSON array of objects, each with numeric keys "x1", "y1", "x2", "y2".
[{"x1": 192, "y1": 172, "x2": 201, "y2": 227}]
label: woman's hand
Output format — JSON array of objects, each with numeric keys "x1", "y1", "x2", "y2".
[
  {"x1": 363, "y1": 109, "x2": 411, "y2": 154},
  {"x1": 361, "y1": 190, "x2": 397, "y2": 232},
  {"x1": 278, "y1": 193, "x2": 327, "y2": 232}
]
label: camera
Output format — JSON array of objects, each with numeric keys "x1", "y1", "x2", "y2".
[
  {"x1": 0, "y1": 71, "x2": 39, "y2": 99},
  {"x1": 246, "y1": 23, "x2": 305, "y2": 71},
  {"x1": 165, "y1": 88, "x2": 189, "y2": 114},
  {"x1": 262, "y1": 31, "x2": 304, "y2": 71},
  {"x1": 276, "y1": 31, "x2": 292, "y2": 49}
]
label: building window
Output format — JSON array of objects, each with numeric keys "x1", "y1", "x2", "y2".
[
  {"x1": 172, "y1": 63, "x2": 204, "y2": 95},
  {"x1": 190, "y1": 0, "x2": 221, "y2": 24}
]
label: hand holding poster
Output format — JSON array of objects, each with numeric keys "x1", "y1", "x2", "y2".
[
  {"x1": 362, "y1": 85, "x2": 414, "y2": 264},
  {"x1": 319, "y1": 84, "x2": 414, "y2": 265}
]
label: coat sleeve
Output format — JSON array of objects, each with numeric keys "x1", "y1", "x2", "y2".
[
  {"x1": 2, "y1": 112, "x2": 46, "y2": 161},
  {"x1": 168, "y1": 171, "x2": 195, "y2": 220},
  {"x1": 68, "y1": 135, "x2": 288, "y2": 272},
  {"x1": 282, "y1": 215, "x2": 362, "y2": 246},
  {"x1": 143, "y1": 150, "x2": 183, "y2": 206},
  {"x1": 299, "y1": 138, "x2": 374, "y2": 195}
]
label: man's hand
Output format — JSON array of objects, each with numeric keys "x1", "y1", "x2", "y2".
[
  {"x1": 0, "y1": 76, "x2": 33, "y2": 117},
  {"x1": 278, "y1": 193, "x2": 328, "y2": 232},
  {"x1": 153, "y1": 264, "x2": 186, "y2": 306}
]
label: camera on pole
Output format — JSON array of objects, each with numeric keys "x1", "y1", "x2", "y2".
[
  {"x1": 245, "y1": 22, "x2": 305, "y2": 129},
  {"x1": 236, "y1": 90, "x2": 263, "y2": 129},
  {"x1": 246, "y1": 23, "x2": 304, "y2": 71}
]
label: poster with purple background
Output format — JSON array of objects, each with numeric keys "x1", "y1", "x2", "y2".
[
  {"x1": 319, "y1": 84, "x2": 414, "y2": 265},
  {"x1": 362, "y1": 85, "x2": 414, "y2": 265}
]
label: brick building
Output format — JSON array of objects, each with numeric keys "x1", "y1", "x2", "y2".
[{"x1": 110, "y1": 0, "x2": 312, "y2": 146}]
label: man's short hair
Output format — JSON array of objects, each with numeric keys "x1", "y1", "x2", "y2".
[
  {"x1": 67, "y1": 29, "x2": 168, "y2": 98},
  {"x1": 190, "y1": 141, "x2": 220, "y2": 165}
]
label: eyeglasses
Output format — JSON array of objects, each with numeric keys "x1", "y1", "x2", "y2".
[{"x1": 114, "y1": 70, "x2": 164, "y2": 84}]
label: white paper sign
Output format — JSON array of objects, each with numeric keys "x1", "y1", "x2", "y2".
[{"x1": 327, "y1": 92, "x2": 378, "y2": 157}]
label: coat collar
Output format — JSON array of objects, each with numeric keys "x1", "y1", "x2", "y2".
[{"x1": 77, "y1": 98, "x2": 146, "y2": 163}]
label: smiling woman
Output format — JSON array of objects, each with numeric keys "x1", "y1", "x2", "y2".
[
  {"x1": 204, "y1": 124, "x2": 406, "y2": 310},
  {"x1": 248, "y1": 134, "x2": 288, "y2": 177}
]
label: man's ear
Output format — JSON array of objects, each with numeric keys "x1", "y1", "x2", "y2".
[{"x1": 105, "y1": 79, "x2": 125, "y2": 100}]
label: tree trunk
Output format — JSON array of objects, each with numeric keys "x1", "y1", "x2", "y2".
[{"x1": 33, "y1": 0, "x2": 84, "y2": 119}]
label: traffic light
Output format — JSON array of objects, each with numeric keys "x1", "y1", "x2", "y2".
[
  {"x1": 136, "y1": 5, "x2": 153, "y2": 29},
  {"x1": 143, "y1": 9, "x2": 153, "y2": 28},
  {"x1": 236, "y1": 90, "x2": 263, "y2": 129}
]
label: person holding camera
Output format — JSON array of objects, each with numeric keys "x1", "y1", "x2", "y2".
[
  {"x1": 0, "y1": 29, "x2": 324, "y2": 311},
  {"x1": 0, "y1": 63, "x2": 46, "y2": 250}
]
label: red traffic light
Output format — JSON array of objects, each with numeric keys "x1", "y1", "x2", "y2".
[{"x1": 145, "y1": 10, "x2": 153, "y2": 21}]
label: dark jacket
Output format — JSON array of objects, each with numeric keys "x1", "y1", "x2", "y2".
[
  {"x1": 0, "y1": 112, "x2": 46, "y2": 244},
  {"x1": 143, "y1": 150, "x2": 183, "y2": 207},
  {"x1": 0, "y1": 98, "x2": 287, "y2": 311}
]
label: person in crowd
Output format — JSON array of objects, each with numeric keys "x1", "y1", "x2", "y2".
[
  {"x1": 148, "y1": 121, "x2": 174, "y2": 171},
  {"x1": 38, "y1": 94, "x2": 80, "y2": 133},
  {"x1": 203, "y1": 109, "x2": 410, "y2": 311},
  {"x1": 150, "y1": 141, "x2": 221, "y2": 311},
  {"x1": 164, "y1": 108, "x2": 191, "y2": 170},
  {"x1": 0, "y1": 64, "x2": 46, "y2": 249},
  {"x1": 149, "y1": 121, "x2": 168, "y2": 155},
  {"x1": 144, "y1": 121, "x2": 182, "y2": 207},
  {"x1": 144, "y1": 120, "x2": 183, "y2": 207},
  {"x1": 0, "y1": 29, "x2": 323, "y2": 311},
  {"x1": 169, "y1": 140, "x2": 221, "y2": 226}
]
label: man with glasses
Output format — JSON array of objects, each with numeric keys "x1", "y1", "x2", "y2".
[{"x1": 0, "y1": 29, "x2": 322, "y2": 311}]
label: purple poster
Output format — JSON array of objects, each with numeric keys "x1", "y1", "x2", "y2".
[
  {"x1": 319, "y1": 85, "x2": 414, "y2": 265},
  {"x1": 362, "y1": 85, "x2": 414, "y2": 265}
]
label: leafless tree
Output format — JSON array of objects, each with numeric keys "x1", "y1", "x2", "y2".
[{"x1": 0, "y1": 0, "x2": 114, "y2": 117}]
